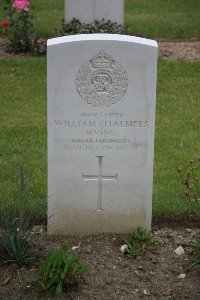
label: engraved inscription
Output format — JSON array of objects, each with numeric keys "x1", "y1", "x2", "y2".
[
  {"x1": 54, "y1": 111, "x2": 150, "y2": 151},
  {"x1": 75, "y1": 51, "x2": 128, "y2": 108}
]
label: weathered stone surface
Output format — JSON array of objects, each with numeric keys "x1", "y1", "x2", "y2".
[{"x1": 47, "y1": 34, "x2": 158, "y2": 236}]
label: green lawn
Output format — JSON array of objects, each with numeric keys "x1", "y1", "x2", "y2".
[
  {"x1": 31, "y1": 0, "x2": 64, "y2": 37},
  {"x1": 0, "y1": 0, "x2": 200, "y2": 38},
  {"x1": 0, "y1": 59, "x2": 199, "y2": 218},
  {"x1": 154, "y1": 60, "x2": 200, "y2": 215},
  {"x1": 0, "y1": 0, "x2": 199, "y2": 219},
  {"x1": 0, "y1": 58, "x2": 47, "y2": 218},
  {"x1": 125, "y1": 0, "x2": 200, "y2": 38}
]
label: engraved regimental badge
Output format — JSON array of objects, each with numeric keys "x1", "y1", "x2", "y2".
[{"x1": 75, "y1": 51, "x2": 128, "y2": 108}]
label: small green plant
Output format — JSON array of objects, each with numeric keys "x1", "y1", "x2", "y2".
[
  {"x1": 121, "y1": 227, "x2": 156, "y2": 257},
  {"x1": 178, "y1": 158, "x2": 200, "y2": 216},
  {"x1": 1, "y1": 0, "x2": 46, "y2": 55},
  {"x1": 32, "y1": 241, "x2": 88, "y2": 295},
  {"x1": 59, "y1": 18, "x2": 130, "y2": 36},
  {"x1": 190, "y1": 235, "x2": 200, "y2": 268},
  {"x1": 0, "y1": 217, "x2": 38, "y2": 264},
  {"x1": 0, "y1": 166, "x2": 38, "y2": 264}
]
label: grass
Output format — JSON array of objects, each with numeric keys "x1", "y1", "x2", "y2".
[
  {"x1": 0, "y1": 0, "x2": 199, "y2": 218},
  {"x1": 154, "y1": 60, "x2": 200, "y2": 214},
  {"x1": 0, "y1": 0, "x2": 200, "y2": 38},
  {"x1": 31, "y1": 0, "x2": 64, "y2": 37},
  {"x1": 0, "y1": 58, "x2": 47, "y2": 219},
  {"x1": 0, "y1": 59, "x2": 199, "y2": 217},
  {"x1": 125, "y1": 0, "x2": 200, "y2": 38}
]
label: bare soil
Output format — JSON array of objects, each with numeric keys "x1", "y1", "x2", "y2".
[
  {"x1": 0, "y1": 222, "x2": 200, "y2": 300},
  {"x1": 158, "y1": 38, "x2": 200, "y2": 61},
  {"x1": 0, "y1": 38, "x2": 200, "y2": 61}
]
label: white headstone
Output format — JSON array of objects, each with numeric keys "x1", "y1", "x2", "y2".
[
  {"x1": 65, "y1": 0, "x2": 124, "y2": 24},
  {"x1": 47, "y1": 34, "x2": 158, "y2": 236}
]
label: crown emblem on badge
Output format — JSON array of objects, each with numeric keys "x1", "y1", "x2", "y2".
[
  {"x1": 91, "y1": 51, "x2": 112, "y2": 68},
  {"x1": 76, "y1": 51, "x2": 128, "y2": 107}
]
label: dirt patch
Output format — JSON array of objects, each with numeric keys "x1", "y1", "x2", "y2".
[
  {"x1": 0, "y1": 225, "x2": 200, "y2": 299},
  {"x1": 0, "y1": 37, "x2": 200, "y2": 61},
  {"x1": 158, "y1": 38, "x2": 200, "y2": 61}
]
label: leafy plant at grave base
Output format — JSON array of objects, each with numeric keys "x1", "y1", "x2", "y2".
[
  {"x1": 0, "y1": 217, "x2": 38, "y2": 264},
  {"x1": 178, "y1": 158, "x2": 200, "y2": 216},
  {"x1": 1, "y1": 0, "x2": 46, "y2": 55},
  {"x1": 0, "y1": 166, "x2": 38, "y2": 264},
  {"x1": 121, "y1": 227, "x2": 156, "y2": 257},
  {"x1": 31, "y1": 240, "x2": 88, "y2": 295},
  {"x1": 59, "y1": 18, "x2": 130, "y2": 36},
  {"x1": 190, "y1": 234, "x2": 200, "y2": 268}
]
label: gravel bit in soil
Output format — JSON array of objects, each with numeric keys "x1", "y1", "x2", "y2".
[{"x1": 0, "y1": 225, "x2": 200, "y2": 299}]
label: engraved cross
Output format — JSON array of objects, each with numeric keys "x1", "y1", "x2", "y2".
[{"x1": 82, "y1": 156, "x2": 118, "y2": 211}]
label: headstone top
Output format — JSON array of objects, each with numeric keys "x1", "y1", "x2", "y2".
[{"x1": 47, "y1": 34, "x2": 158, "y2": 48}]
